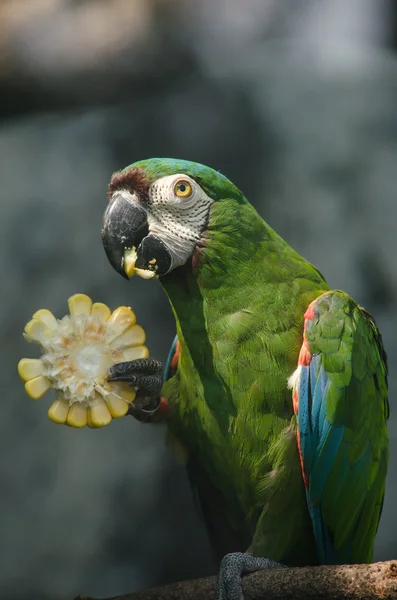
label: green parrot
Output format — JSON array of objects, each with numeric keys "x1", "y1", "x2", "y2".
[{"x1": 101, "y1": 158, "x2": 389, "y2": 600}]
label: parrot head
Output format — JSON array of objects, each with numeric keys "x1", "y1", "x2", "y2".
[{"x1": 101, "y1": 158, "x2": 242, "y2": 279}]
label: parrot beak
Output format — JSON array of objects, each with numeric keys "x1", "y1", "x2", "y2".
[{"x1": 101, "y1": 193, "x2": 149, "y2": 279}]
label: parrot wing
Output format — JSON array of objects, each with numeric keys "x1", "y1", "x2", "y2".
[{"x1": 291, "y1": 290, "x2": 389, "y2": 564}]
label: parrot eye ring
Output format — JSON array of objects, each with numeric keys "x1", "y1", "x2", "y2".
[{"x1": 174, "y1": 180, "x2": 192, "y2": 198}]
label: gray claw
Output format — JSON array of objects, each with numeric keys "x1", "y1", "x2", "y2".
[
  {"x1": 108, "y1": 358, "x2": 162, "y2": 381},
  {"x1": 217, "y1": 552, "x2": 285, "y2": 600},
  {"x1": 107, "y1": 358, "x2": 164, "y2": 422}
]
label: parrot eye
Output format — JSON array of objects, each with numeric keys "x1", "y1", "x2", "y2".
[{"x1": 174, "y1": 180, "x2": 192, "y2": 198}]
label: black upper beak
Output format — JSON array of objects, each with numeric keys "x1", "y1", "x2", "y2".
[{"x1": 101, "y1": 193, "x2": 149, "y2": 279}]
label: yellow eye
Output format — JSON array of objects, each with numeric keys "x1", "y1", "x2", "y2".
[{"x1": 174, "y1": 180, "x2": 192, "y2": 198}]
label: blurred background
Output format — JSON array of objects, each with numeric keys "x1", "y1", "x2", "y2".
[{"x1": 1, "y1": 1, "x2": 397, "y2": 598}]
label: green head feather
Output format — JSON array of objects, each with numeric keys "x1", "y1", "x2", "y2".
[{"x1": 124, "y1": 158, "x2": 246, "y2": 204}]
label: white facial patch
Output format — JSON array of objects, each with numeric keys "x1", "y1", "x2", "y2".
[{"x1": 147, "y1": 174, "x2": 214, "y2": 269}]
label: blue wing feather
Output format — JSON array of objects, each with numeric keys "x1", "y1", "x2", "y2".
[
  {"x1": 164, "y1": 334, "x2": 178, "y2": 381},
  {"x1": 297, "y1": 365, "x2": 313, "y2": 470},
  {"x1": 298, "y1": 355, "x2": 343, "y2": 563}
]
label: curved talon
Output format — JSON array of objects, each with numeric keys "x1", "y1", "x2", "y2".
[
  {"x1": 108, "y1": 358, "x2": 162, "y2": 381},
  {"x1": 108, "y1": 359, "x2": 163, "y2": 392},
  {"x1": 108, "y1": 372, "x2": 163, "y2": 390},
  {"x1": 127, "y1": 392, "x2": 162, "y2": 422},
  {"x1": 107, "y1": 358, "x2": 164, "y2": 422}
]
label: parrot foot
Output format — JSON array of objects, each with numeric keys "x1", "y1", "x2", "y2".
[
  {"x1": 216, "y1": 552, "x2": 285, "y2": 600},
  {"x1": 108, "y1": 358, "x2": 163, "y2": 422}
]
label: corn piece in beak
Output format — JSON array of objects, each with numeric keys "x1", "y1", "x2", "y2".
[
  {"x1": 48, "y1": 397, "x2": 70, "y2": 424},
  {"x1": 68, "y1": 293, "x2": 93, "y2": 317},
  {"x1": 66, "y1": 403, "x2": 88, "y2": 428},
  {"x1": 25, "y1": 375, "x2": 52, "y2": 399},
  {"x1": 123, "y1": 249, "x2": 157, "y2": 279},
  {"x1": 134, "y1": 268, "x2": 157, "y2": 280},
  {"x1": 18, "y1": 358, "x2": 45, "y2": 381},
  {"x1": 89, "y1": 398, "x2": 112, "y2": 427},
  {"x1": 91, "y1": 302, "x2": 111, "y2": 322},
  {"x1": 124, "y1": 247, "x2": 137, "y2": 277},
  {"x1": 32, "y1": 309, "x2": 58, "y2": 330}
]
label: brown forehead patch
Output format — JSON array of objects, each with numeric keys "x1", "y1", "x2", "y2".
[{"x1": 107, "y1": 167, "x2": 150, "y2": 202}]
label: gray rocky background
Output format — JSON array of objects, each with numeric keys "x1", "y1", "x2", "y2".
[{"x1": 1, "y1": 1, "x2": 397, "y2": 598}]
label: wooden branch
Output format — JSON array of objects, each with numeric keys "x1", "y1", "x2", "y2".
[{"x1": 75, "y1": 560, "x2": 397, "y2": 600}]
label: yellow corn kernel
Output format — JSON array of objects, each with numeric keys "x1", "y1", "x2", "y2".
[
  {"x1": 68, "y1": 293, "x2": 93, "y2": 317},
  {"x1": 18, "y1": 358, "x2": 44, "y2": 382},
  {"x1": 111, "y1": 382, "x2": 136, "y2": 403},
  {"x1": 123, "y1": 247, "x2": 137, "y2": 277},
  {"x1": 89, "y1": 398, "x2": 112, "y2": 427},
  {"x1": 32, "y1": 309, "x2": 58, "y2": 330},
  {"x1": 106, "y1": 394, "x2": 130, "y2": 418},
  {"x1": 25, "y1": 375, "x2": 51, "y2": 399},
  {"x1": 91, "y1": 302, "x2": 111, "y2": 322},
  {"x1": 48, "y1": 397, "x2": 70, "y2": 424},
  {"x1": 109, "y1": 324, "x2": 145, "y2": 348},
  {"x1": 120, "y1": 345, "x2": 149, "y2": 361},
  {"x1": 24, "y1": 318, "x2": 52, "y2": 342},
  {"x1": 108, "y1": 306, "x2": 136, "y2": 333},
  {"x1": 66, "y1": 403, "x2": 88, "y2": 428}
]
